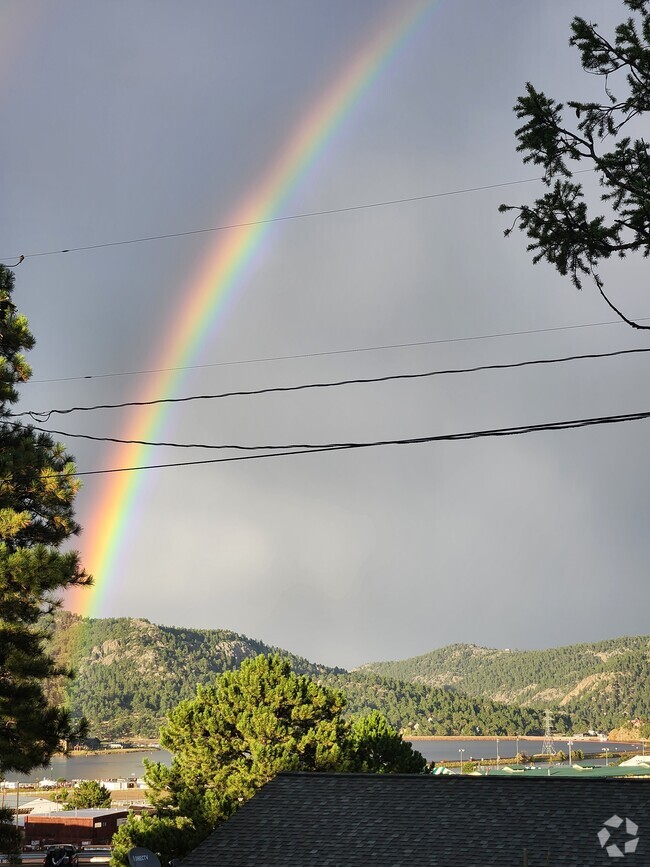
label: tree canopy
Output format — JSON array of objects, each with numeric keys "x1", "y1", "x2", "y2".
[
  {"x1": 500, "y1": 0, "x2": 650, "y2": 328},
  {"x1": 112, "y1": 655, "x2": 426, "y2": 865},
  {"x1": 62, "y1": 780, "x2": 111, "y2": 810},
  {"x1": 0, "y1": 264, "x2": 90, "y2": 855},
  {"x1": 150, "y1": 655, "x2": 426, "y2": 822},
  {"x1": 150, "y1": 654, "x2": 352, "y2": 828},
  {"x1": 111, "y1": 815, "x2": 195, "y2": 867}
]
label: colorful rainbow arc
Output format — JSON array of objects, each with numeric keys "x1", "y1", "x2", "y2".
[{"x1": 69, "y1": 0, "x2": 435, "y2": 618}]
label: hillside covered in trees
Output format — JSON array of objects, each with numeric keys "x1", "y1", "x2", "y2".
[
  {"x1": 45, "y1": 614, "x2": 645, "y2": 738},
  {"x1": 45, "y1": 612, "x2": 342, "y2": 737},
  {"x1": 327, "y1": 671, "x2": 547, "y2": 737},
  {"x1": 45, "y1": 613, "x2": 553, "y2": 738},
  {"x1": 361, "y1": 637, "x2": 650, "y2": 732}
]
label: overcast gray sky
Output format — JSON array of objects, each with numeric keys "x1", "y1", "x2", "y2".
[{"x1": 3, "y1": 0, "x2": 649, "y2": 669}]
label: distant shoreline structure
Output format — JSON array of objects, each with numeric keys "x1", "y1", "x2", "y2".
[
  {"x1": 57, "y1": 747, "x2": 161, "y2": 758},
  {"x1": 407, "y1": 735, "x2": 606, "y2": 742}
]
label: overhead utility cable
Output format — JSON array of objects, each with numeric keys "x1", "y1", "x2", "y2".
[
  {"x1": 15, "y1": 346, "x2": 650, "y2": 422},
  {"x1": 0, "y1": 171, "x2": 593, "y2": 262},
  {"x1": 6, "y1": 420, "x2": 335, "y2": 451},
  {"x1": 25, "y1": 407, "x2": 650, "y2": 477},
  {"x1": 14, "y1": 402, "x2": 650, "y2": 453},
  {"x1": 26, "y1": 314, "x2": 650, "y2": 385}
]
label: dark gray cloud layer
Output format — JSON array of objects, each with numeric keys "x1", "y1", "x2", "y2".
[{"x1": 3, "y1": 0, "x2": 649, "y2": 667}]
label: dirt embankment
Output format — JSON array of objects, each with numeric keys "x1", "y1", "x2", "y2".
[{"x1": 608, "y1": 726, "x2": 648, "y2": 743}]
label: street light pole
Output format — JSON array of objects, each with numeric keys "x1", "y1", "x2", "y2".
[
  {"x1": 459, "y1": 749, "x2": 465, "y2": 775},
  {"x1": 516, "y1": 735, "x2": 520, "y2": 766},
  {"x1": 496, "y1": 736, "x2": 500, "y2": 770},
  {"x1": 605, "y1": 748, "x2": 609, "y2": 767},
  {"x1": 567, "y1": 739, "x2": 573, "y2": 766}
]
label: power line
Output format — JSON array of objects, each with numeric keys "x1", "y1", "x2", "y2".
[
  {"x1": 14, "y1": 346, "x2": 650, "y2": 422},
  {"x1": 1, "y1": 172, "x2": 592, "y2": 262},
  {"x1": 35, "y1": 407, "x2": 650, "y2": 477},
  {"x1": 26, "y1": 314, "x2": 650, "y2": 385},
  {"x1": 5, "y1": 419, "x2": 325, "y2": 451}
]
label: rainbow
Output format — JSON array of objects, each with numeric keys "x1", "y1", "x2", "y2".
[{"x1": 69, "y1": 0, "x2": 435, "y2": 617}]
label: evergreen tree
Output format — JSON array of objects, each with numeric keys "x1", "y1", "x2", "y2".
[
  {"x1": 0, "y1": 264, "x2": 90, "y2": 855},
  {"x1": 63, "y1": 780, "x2": 111, "y2": 810},
  {"x1": 500, "y1": 0, "x2": 650, "y2": 328},
  {"x1": 146, "y1": 655, "x2": 352, "y2": 831},
  {"x1": 346, "y1": 709, "x2": 427, "y2": 773},
  {"x1": 115, "y1": 655, "x2": 425, "y2": 866},
  {"x1": 111, "y1": 815, "x2": 197, "y2": 867}
]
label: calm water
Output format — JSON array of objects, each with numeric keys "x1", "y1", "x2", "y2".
[
  {"x1": 4, "y1": 751, "x2": 172, "y2": 784},
  {"x1": 5, "y1": 739, "x2": 644, "y2": 783}
]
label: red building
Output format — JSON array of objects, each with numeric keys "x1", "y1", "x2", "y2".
[{"x1": 23, "y1": 809, "x2": 129, "y2": 847}]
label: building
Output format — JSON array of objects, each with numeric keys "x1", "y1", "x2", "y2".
[
  {"x1": 20, "y1": 799, "x2": 64, "y2": 815},
  {"x1": 182, "y1": 772, "x2": 650, "y2": 866},
  {"x1": 489, "y1": 763, "x2": 650, "y2": 778},
  {"x1": 99, "y1": 778, "x2": 146, "y2": 791},
  {"x1": 23, "y1": 809, "x2": 129, "y2": 847}
]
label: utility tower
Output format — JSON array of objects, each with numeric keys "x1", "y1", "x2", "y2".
[{"x1": 542, "y1": 710, "x2": 555, "y2": 756}]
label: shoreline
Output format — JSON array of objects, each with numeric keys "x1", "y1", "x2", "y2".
[
  {"x1": 406, "y1": 735, "x2": 643, "y2": 744},
  {"x1": 57, "y1": 747, "x2": 161, "y2": 758},
  {"x1": 409, "y1": 735, "x2": 552, "y2": 742}
]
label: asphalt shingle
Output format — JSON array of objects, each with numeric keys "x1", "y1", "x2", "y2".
[{"x1": 181, "y1": 772, "x2": 650, "y2": 866}]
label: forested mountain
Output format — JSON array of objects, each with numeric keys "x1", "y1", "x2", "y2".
[
  {"x1": 361, "y1": 637, "x2": 650, "y2": 732},
  {"x1": 44, "y1": 612, "x2": 342, "y2": 737},
  {"x1": 44, "y1": 614, "x2": 646, "y2": 739},
  {"x1": 44, "y1": 613, "x2": 552, "y2": 739},
  {"x1": 327, "y1": 671, "x2": 547, "y2": 737}
]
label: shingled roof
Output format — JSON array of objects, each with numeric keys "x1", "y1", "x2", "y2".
[{"x1": 182, "y1": 772, "x2": 649, "y2": 866}]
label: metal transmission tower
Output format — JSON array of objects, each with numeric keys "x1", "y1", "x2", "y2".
[{"x1": 542, "y1": 710, "x2": 556, "y2": 756}]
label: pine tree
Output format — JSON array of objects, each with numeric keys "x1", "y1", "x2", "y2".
[
  {"x1": 0, "y1": 264, "x2": 91, "y2": 854},
  {"x1": 115, "y1": 655, "x2": 426, "y2": 866},
  {"x1": 500, "y1": 0, "x2": 650, "y2": 328},
  {"x1": 146, "y1": 654, "x2": 352, "y2": 832},
  {"x1": 63, "y1": 780, "x2": 111, "y2": 810}
]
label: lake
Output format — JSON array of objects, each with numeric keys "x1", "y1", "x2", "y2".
[
  {"x1": 4, "y1": 738, "x2": 644, "y2": 783},
  {"x1": 3, "y1": 751, "x2": 172, "y2": 784}
]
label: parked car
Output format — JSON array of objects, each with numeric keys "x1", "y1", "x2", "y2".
[{"x1": 44, "y1": 846, "x2": 79, "y2": 867}]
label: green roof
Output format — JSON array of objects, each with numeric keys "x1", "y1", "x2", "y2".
[{"x1": 486, "y1": 763, "x2": 650, "y2": 778}]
